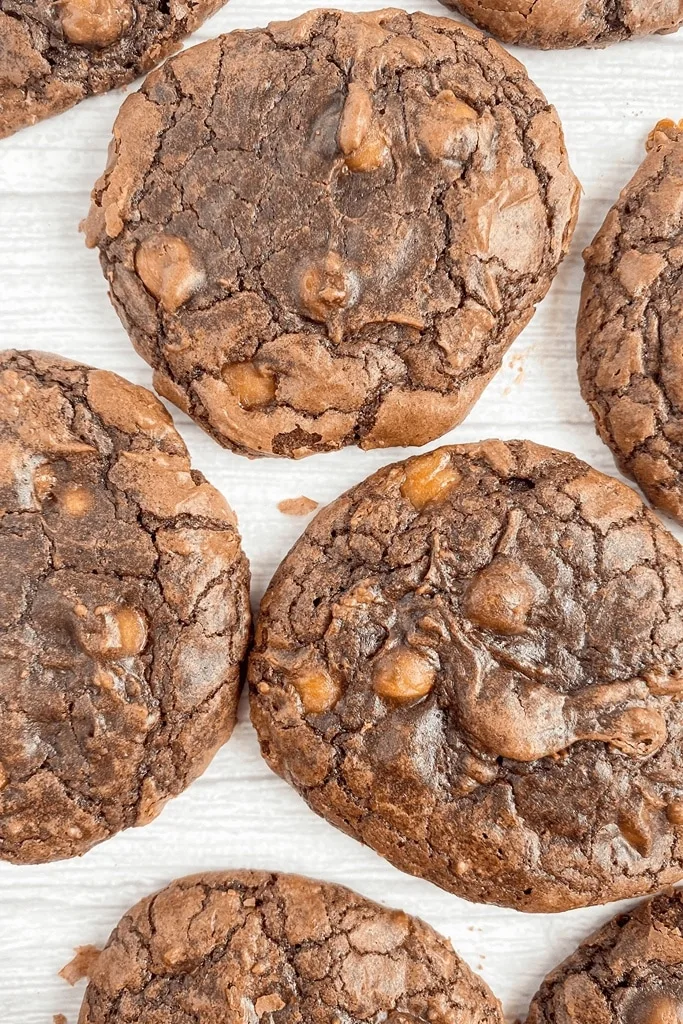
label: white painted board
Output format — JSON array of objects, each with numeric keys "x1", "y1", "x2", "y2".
[{"x1": 1, "y1": 2, "x2": 682, "y2": 1021}]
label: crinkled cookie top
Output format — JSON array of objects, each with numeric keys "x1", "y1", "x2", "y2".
[
  {"x1": 526, "y1": 889, "x2": 683, "y2": 1023},
  {"x1": 84, "y1": 8, "x2": 579, "y2": 458},
  {"x1": 250, "y1": 440, "x2": 683, "y2": 912},
  {"x1": 579, "y1": 120, "x2": 683, "y2": 523},
  {"x1": 0, "y1": 0, "x2": 228, "y2": 139},
  {"x1": 437, "y1": 0, "x2": 683, "y2": 49},
  {"x1": 78, "y1": 871, "x2": 503, "y2": 1024},
  {"x1": 0, "y1": 350, "x2": 250, "y2": 864}
]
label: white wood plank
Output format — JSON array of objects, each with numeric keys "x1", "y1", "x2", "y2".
[{"x1": 1, "y1": 2, "x2": 683, "y2": 1021}]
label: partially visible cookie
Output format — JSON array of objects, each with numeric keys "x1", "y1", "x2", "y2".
[
  {"x1": 250, "y1": 440, "x2": 683, "y2": 912},
  {"x1": 84, "y1": 9, "x2": 580, "y2": 459},
  {"x1": 78, "y1": 871, "x2": 504, "y2": 1024},
  {"x1": 578, "y1": 120, "x2": 683, "y2": 523},
  {"x1": 436, "y1": 0, "x2": 683, "y2": 48},
  {"x1": 526, "y1": 889, "x2": 683, "y2": 1023},
  {"x1": 0, "y1": 0, "x2": 228, "y2": 139},
  {"x1": 0, "y1": 350, "x2": 251, "y2": 864}
]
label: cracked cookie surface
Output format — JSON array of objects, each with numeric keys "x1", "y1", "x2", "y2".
[
  {"x1": 83, "y1": 8, "x2": 580, "y2": 459},
  {"x1": 0, "y1": 0, "x2": 228, "y2": 139},
  {"x1": 0, "y1": 350, "x2": 251, "y2": 864},
  {"x1": 436, "y1": 0, "x2": 683, "y2": 48},
  {"x1": 78, "y1": 870, "x2": 503, "y2": 1024},
  {"x1": 526, "y1": 889, "x2": 683, "y2": 1023},
  {"x1": 249, "y1": 440, "x2": 683, "y2": 912},
  {"x1": 578, "y1": 121, "x2": 683, "y2": 524}
]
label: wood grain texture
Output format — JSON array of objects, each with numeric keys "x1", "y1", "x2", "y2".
[{"x1": 0, "y1": 2, "x2": 682, "y2": 1020}]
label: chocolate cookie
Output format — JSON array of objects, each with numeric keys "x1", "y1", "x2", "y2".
[
  {"x1": 526, "y1": 890, "x2": 683, "y2": 1023},
  {"x1": 250, "y1": 440, "x2": 683, "y2": 913},
  {"x1": 0, "y1": 350, "x2": 250, "y2": 864},
  {"x1": 0, "y1": 0, "x2": 228, "y2": 139},
  {"x1": 578, "y1": 120, "x2": 683, "y2": 524},
  {"x1": 436, "y1": 0, "x2": 683, "y2": 48},
  {"x1": 78, "y1": 871, "x2": 503, "y2": 1024},
  {"x1": 83, "y1": 9, "x2": 580, "y2": 459}
]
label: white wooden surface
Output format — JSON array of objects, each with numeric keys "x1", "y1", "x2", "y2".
[{"x1": 1, "y1": 3, "x2": 683, "y2": 1021}]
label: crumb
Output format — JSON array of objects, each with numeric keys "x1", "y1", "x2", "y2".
[
  {"x1": 277, "y1": 496, "x2": 319, "y2": 516},
  {"x1": 59, "y1": 945, "x2": 101, "y2": 985},
  {"x1": 504, "y1": 348, "x2": 529, "y2": 391},
  {"x1": 53, "y1": 1015, "x2": 68, "y2": 1024}
]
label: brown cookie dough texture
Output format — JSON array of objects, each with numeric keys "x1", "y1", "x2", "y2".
[
  {"x1": 78, "y1": 871, "x2": 503, "y2": 1024},
  {"x1": 436, "y1": 0, "x2": 683, "y2": 48},
  {"x1": 0, "y1": 350, "x2": 251, "y2": 864},
  {"x1": 578, "y1": 121, "x2": 683, "y2": 524},
  {"x1": 526, "y1": 890, "x2": 683, "y2": 1023},
  {"x1": 83, "y1": 9, "x2": 580, "y2": 459},
  {"x1": 250, "y1": 440, "x2": 683, "y2": 913},
  {"x1": 0, "y1": 0, "x2": 228, "y2": 139}
]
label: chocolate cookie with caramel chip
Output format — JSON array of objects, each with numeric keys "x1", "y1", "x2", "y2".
[
  {"x1": 526, "y1": 889, "x2": 683, "y2": 1023},
  {"x1": 578, "y1": 120, "x2": 683, "y2": 524},
  {"x1": 83, "y1": 9, "x2": 580, "y2": 458},
  {"x1": 78, "y1": 871, "x2": 504, "y2": 1024},
  {"x1": 250, "y1": 440, "x2": 683, "y2": 912},
  {"x1": 0, "y1": 0, "x2": 229, "y2": 139},
  {"x1": 437, "y1": 0, "x2": 683, "y2": 48},
  {"x1": 0, "y1": 350, "x2": 250, "y2": 864}
]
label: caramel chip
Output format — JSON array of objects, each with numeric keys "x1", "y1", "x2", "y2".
[
  {"x1": 373, "y1": 646, "x2": 436, "y2": 704},
  {"x1": 59, "y1": 0, "x2": 134, "y2": 48},
  {"x1": 338, "y1": 83, "x2": 373, "y2": 156},
  {"x1": 222, "y1": 363, "x2": 277, "y2": 410},
  {"x1": 463, "y1": 557, "x2": 536, "y2": 635},
  {"x1": 76, "y1": 605, "x2": 148, "y2": 660},
  {"x1": 292, "y1": 667, "x2": 341, "y2": 715},
  {"x1": 135, "y1": 234, "x2": 205, "y2": 313},
  {"x1": 299, "y1": 253, "x2": 354, "y2": 323},
  {"x1": 401, "y1": 450, "x2": 461, "y2": 510}
]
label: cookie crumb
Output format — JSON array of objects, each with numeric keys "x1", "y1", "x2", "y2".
[
  {"x1": 53, "y1": 1015, "x2": 68, "y2": 1024},
  {"x1": 278, "y1": 497, "x2": 319, "y2": 517},
  {"x1": 255, "y1": 994, "x2": 286, "y2": 1015},
  {"x1": 59, "y1": 945, "x2": 102, "y2": 985}
]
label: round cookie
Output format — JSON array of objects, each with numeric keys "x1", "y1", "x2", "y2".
[
  {"x1": 0, "y1": 0, "x2": 229, "y2": 139},
  {"x1": 526, "y1": 890, "x2": 683, "y2": 1023},
  {"x1": 250, "y1": 440, "x2": 683, "y2": 913},
  {"x1": 578, "y1": 120, "x2": 683, "y2": 523},
  {"x1": 0, "y1": 350, "x2": 250, "y2": 864},
  {"x1": 78, "y1": 871, "x2": 503, "y2": 1024},
  {"x1": 83, "y1": 9, "x2": 580, "y2": 459},
  {"x1": 436, "y1": 0, "x2": 683, "y2": 48}
]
